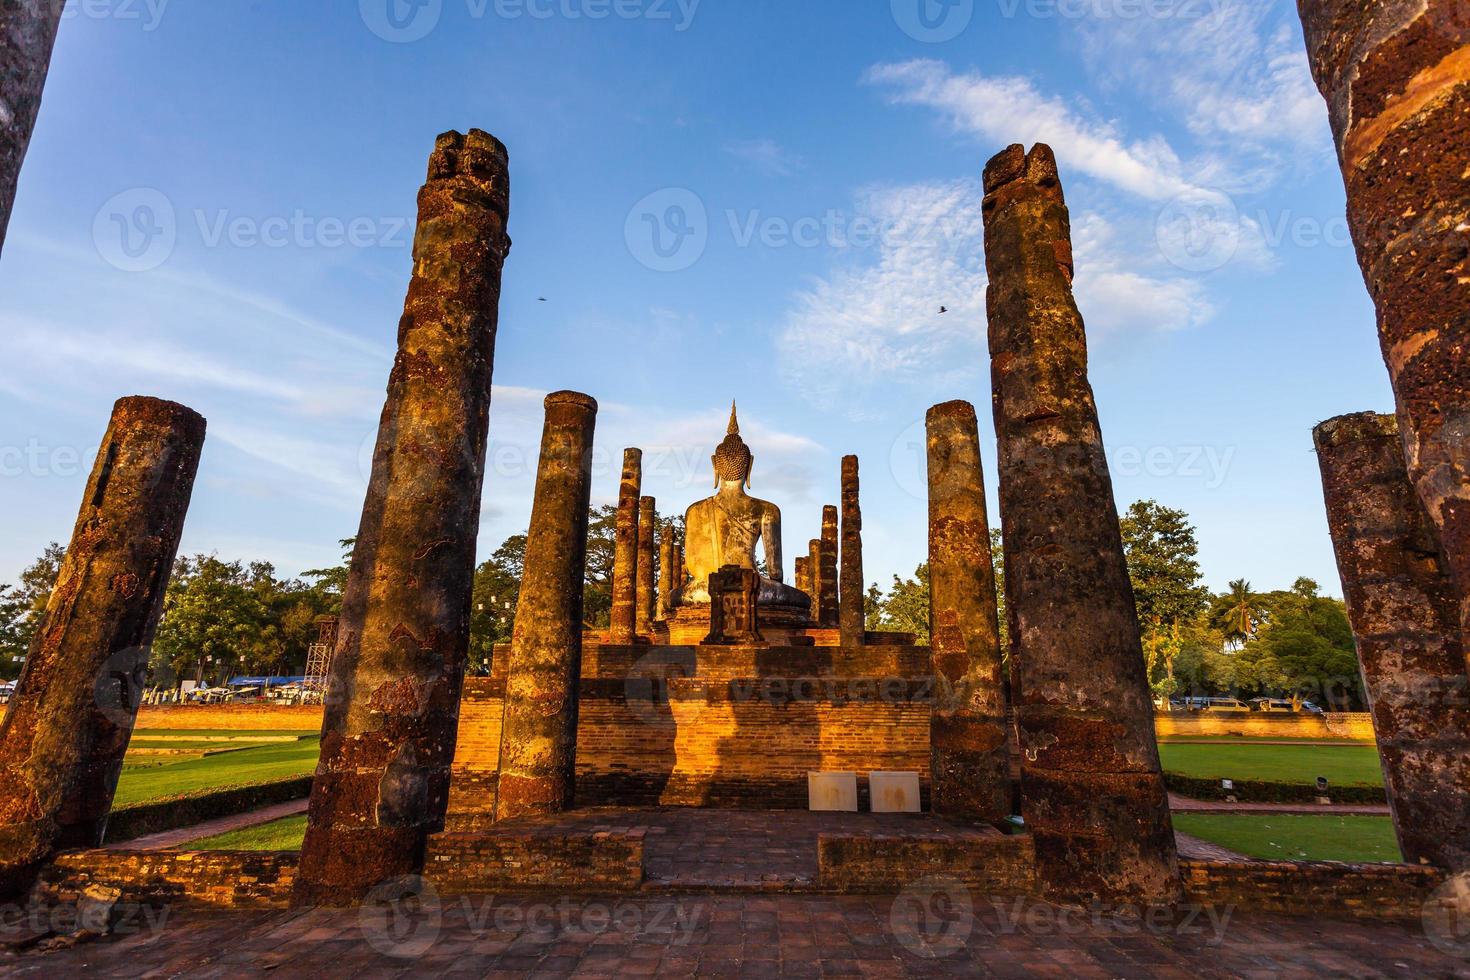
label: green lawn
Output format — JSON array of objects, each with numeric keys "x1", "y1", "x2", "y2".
[
  {"x1": 1173, "y1": 813, "x2": 1401, "y2": 863},
  {"x1": 1158, "y1": 742, "x2": 1384, "y2": 787},
  {"x1": 113, "y1": 738, "x2": 321, "y2": 807},
  {"x1": 185, "y1": 814, "x2": 308, "y2": 851}
]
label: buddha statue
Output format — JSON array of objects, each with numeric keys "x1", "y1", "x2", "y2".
[{"x1": 672, "y1": 405, "x2": 810, "y2": 615}]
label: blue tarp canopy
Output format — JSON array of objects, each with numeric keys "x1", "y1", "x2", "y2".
[{"x1": 226, "y1": 676, "x2": 308, "y2": 688}]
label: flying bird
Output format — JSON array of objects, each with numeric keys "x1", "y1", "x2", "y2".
[{"x1": 938, "y1": 306, "x2": 948, "y2": 315}]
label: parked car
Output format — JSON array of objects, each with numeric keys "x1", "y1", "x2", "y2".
[
  {"x1": 1301, "y1": 701, "x2": 1326, "y2": 715},
  {"x1": 1249, "y1": 697, "x2": 1299, "y2": 712},
  {"x1": 1180, "y1": 696, "x2": 1251, "y2": 712}
]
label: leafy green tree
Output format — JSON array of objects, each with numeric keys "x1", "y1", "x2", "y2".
[
  {"x1": 1120, "y1": 500, "x2": 1210, "y2": 694},
  {"x1": 1210, "y1": 578, "x2": 1268, "y2": 649},
  {"x1": 0, "y1": 542, "x2": 65, "y2": 679},
  {"x1": 582, "y1": 505, "x2": 618, "y2": 629},
  {"x1": 990, "y1": 527, "x2": 1007, "y2": 653},
  {"x1": 300, "y1": 537, "x2": 355, "y2": 613},
  {"x1": 866, "y1": 565, "x2": 931, "y2": 642}
]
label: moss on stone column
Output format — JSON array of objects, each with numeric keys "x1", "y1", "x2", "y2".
[
  {"x1": 294, "y1": 129, "x2": 510, "y2": 906},
  {"x1": 1315, "y1": 411, "x2": 1470, "y2": 870},
  {"x1": 636, "y1": 496, "x2": 656, "y2": 636},
  {"x1": 0, "y1": 396, "x2": 204, "y2": 898},
  {"x1": 495, "y1": 391, "x2": 597, "y2": 822},
  {"x1": 926, "y1": 399, "x2": 1010, "y2": 825},
  {"x1": 983, "y1": 142, "x2": 1178, "y2": 903}
]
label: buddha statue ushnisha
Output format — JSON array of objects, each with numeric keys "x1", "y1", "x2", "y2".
[{"x1": 673, "y1": 404, "x2": 810, "y2": 614}]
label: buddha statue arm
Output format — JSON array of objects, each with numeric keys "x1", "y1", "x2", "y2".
[{"x1": 761, "y1": 502, "x2": 783, "y2": 582}]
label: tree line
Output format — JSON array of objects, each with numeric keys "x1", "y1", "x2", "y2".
[{"x1": 0, "y1": 499, "x2": 1360, "y2": 707}]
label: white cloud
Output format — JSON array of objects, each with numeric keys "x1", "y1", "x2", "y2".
[
  {"x1": 865, "y1": 60, "x2": 1202, "y2": 201},
  {"x1": 724, "y1": 138, "x2": 803, "y2": 177}
]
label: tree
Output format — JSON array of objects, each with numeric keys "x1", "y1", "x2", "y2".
[
  {"x1": 1120, "y1": 500, "x2": 1210, "y2": 693},
  {"x1": 867, "y1": 565, "x2": 930, "y2": 642},
  {"x1": 0, "y1": 542, "x2": 65, "y2": 679},
  {"x1": 300, "y1": 537, "x2": 355, "y2": 614},
  {"x1": 582, "y1": 504, "x2": 617, "y2": 629},
  {"x1": 469, "y1": 534, "x2": 526, "y2": 671},
  {"x1": 1210, "y1": 579, "x2": 1267, "y2": 649},
  {"x1": 990, "y1": 527, "x2": 1007, "y2": 653}
]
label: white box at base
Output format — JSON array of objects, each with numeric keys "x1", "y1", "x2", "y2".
[
  {"x1": 868, "y1": 771, "x2": 922, "y2": 813},
  {"x1": 808, "y1": 771, "x2": 859, "y2": 812}
]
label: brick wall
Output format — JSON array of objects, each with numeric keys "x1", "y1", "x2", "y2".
[
  {"x1": 818, "y1": 829, "x2": 1035, "y2": 894},
  {"x1": 135, "y1": 705, "x2": 324, "y2": 731},
  {"x1": 424, "y1": 829, "x2": 644, "y2": 895},
  {"x1": 1154, "y1": 712, "x2": 1374, "y2": 741},
  {"x1": 1179, "y1": 859, "x2": 1444, "y2": 918},
  {"x1": 38, "y1": 850, "x2": 298, "y2": 909},
  {"x1": 449, "y1": 643, "x2": 936, "y2": 817}
]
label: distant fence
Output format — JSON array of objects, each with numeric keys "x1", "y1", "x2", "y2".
[
  {"x1": 1154, "y1": 711, "x2": 1375, "y2": 741},
  {"x1": 136, "y1": 704, "x2": 324, "y2": 731}
]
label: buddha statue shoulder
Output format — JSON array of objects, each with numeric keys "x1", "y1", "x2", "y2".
[{"x1": 673, "y1": 405, "x2": 809, "y2": 611}]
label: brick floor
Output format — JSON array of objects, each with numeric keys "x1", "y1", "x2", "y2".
[{"x1": 2, "y1": 893, "x2": 1467, "y2": 977}]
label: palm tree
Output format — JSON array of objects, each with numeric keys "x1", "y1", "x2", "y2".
[{"x1": 1212, "y1": 579, "x2": 1261, "y2": 648}]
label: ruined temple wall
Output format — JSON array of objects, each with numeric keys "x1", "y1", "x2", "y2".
[{"x1": 448, "y1": 644, "x2": 935, "y2": 814}]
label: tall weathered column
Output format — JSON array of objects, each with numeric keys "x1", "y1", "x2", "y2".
[
  {"x1": 671, "y1": 540, "x2": 684, "y2": 597},
  {"x1": 495, "y1": 392, "x2": 597, "y2": 822},
  {"x1": 839, "y1": 457, "x2": 865, "y2": 646},
  {"x1": 984, "y1": 143, "x2": 1177, "y2": 903},
  {"x1": 927, "y1": 399, "x2": 1010, "y2": 824},
  {"x1": 0, "y1": 1, "x2": 66, "y2": 256},
  {"x1": 0, "y1": 397, "x2": 204, "y2": 898},
  {"x1": 794, "y1": 555, "x2": 811, "y2": 601},
  {"x1": 820, "y1": 506, "x2": 839, "y2": 629},
  {"x1": 1314, "y1": 412, "x2": 1470, "y2": 869},
  {"x1": 1298, "y1": 3, "x2": 1470, "y2": 638},
  {"x1": 806, "y1": 540, "x2": 822, "y2": 621},
  {"x1": 657, "y1": 529, "x2": 675, "y2": 622},
  {"x1": 636, "y1": 496, "x2": 656, "y2": 636},
  {"x1": 295, "y1": 130, "x2": 511, "y2": 906},
  {"x1": 608, "y1": 449, "x2": 641, "y2": 644}
]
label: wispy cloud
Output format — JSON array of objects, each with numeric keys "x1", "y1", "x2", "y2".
[{"x1": 724, "y1": 138, "x2": 803, "y2": 177}]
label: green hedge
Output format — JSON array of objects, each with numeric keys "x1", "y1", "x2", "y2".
[
  {"x1": 1165, "y1": 772, "x2": 1387, "y2": 805},
  {"x1": 105, "y1": 775, "x2": 313, "y2": 843}
]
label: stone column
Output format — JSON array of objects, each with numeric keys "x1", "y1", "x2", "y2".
[
  {"x1": 1297, "y1": 3, "x2": 1470, "y2": 638},
  {"x1": 839, "y1": 457, "x2": 865, "y2": 646},
  {"x1": 608, "y1": 449, "x2": 641, "y2": 644},
  {"x1": 806, "y1": 540, "x2": 822, "y2": 621},
  {"x1": 671, "y1": 541, "x2": 684, "y2": 597},
  {"x1": 926, "y1": 399, "x2": 1010, "y2": 824},
  {"x1": 1314, "y1": 412, "x2": 1470, "y2": 869},
  {"x1": 636, "y1": 497, "x2": 656, "y2": 636},
  {"x1": 0, "y1": 1, "x2": 65, "y2": 256},
  {"x1": 984, "y1": 143, "x2": 1177, "y2": 903},
  {"x1": 820, "y1": 505, "x2": 839, "y2": 629},
  {"x1": 794, "y1": 556, "x2": 811, "y2": 600},
  {"x1": 0, "y1": 397, "x2": 204, "y2": 898},
  {"x1": 657, "y1": 530, "x2": 675, "y2": 622},
  {"x1": 495, "y1": 391, "x2": 597, "y2": 822},
  {"x1": 295, "y1": 130, "x2": 511, "y2": 906}
]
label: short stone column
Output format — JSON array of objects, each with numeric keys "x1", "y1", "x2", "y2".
[
  {"x1": 657, "y1": 531, "x2": 675, "y2": 622},
  {"x1": 671, "y1": 541, "x2": 684, "y2": 597},
  {"x1": 295, "y1": 130, "x2": 511, "y2": 906},
  {"x1": 0, "y1": 1, "x2": 66, "y2": 256},
  {"x1": 794, "y1": 556, "x2": 811, "y2": 600},
  {"x1": 636, "y1": 496, "x2": 656, "y2": 635},
  {"x1": 839, "y1": 457, "x2": 865, "y2": 646},
  {"x1": 0, "y1": 396, "x2": 205, "y2": 898},
  {"x1": 927, "y1": 399, "x2": 1010, "y2": 824},
  {"x1": 608, "y1": 449, "x2": 642, "y2": 644},
  {"x1": 1315, "y1": 412, "x2": 1470, "y2": 869},
  {"x1": 819, "y1": 508, "x2": 839, "y2": 628},
  {"x1": 1298, "y1": 2, "x2": 1470, "y2": 638},
  {"x1": 495, "y1": 391, "x2": 598, "y2": 822},
  {"x1": 984, "y1": 143, "x2": 1177, "y2": 902}
]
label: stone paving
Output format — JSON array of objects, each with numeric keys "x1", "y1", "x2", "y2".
[{"x1": 2, "y1": 892, "x2": 1467, "y2": 978}]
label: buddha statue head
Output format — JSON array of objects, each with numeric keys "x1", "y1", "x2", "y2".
[{"x1": 712, "y1": 402, "x2": 753, "y2": 489}]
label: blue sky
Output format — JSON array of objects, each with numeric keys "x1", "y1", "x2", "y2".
[{"x1": 0, "y1": 0, "x2": 1389, "y2": 597}]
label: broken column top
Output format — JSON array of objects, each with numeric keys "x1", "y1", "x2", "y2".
[
  {"x1": 1314, "y1": 411, "x2": 1398, "y2": 447},
  {"x1": 112, "y1": 395, "x2": 206, "y2": 437},
  {"x1": 926, "y1": 399, "x2": 977, "y2": 424},
  {"x1": 545, "y1": 390, "x2": 598, "y2": 412},
  {"x1": 982, "y1": 143, "x2": 1061, "y2": 201},
  {"x1": 427, "y1": 129, "x2": 510, "y2": 225}
]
